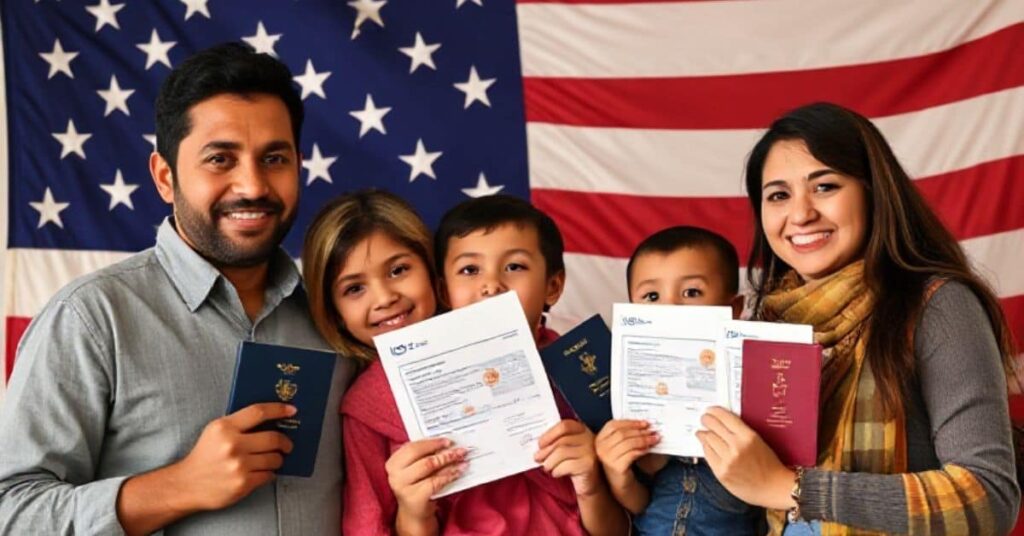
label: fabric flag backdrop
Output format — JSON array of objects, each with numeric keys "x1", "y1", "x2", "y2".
[{"x1": 2, "y1": 0, "x2": 1023, "y2": 407}]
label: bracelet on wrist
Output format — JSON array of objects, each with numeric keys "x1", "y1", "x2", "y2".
[{"x1": 786, "y1": 466, "x2": 805, "y2": 523}]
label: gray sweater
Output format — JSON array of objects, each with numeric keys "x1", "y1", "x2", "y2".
[{"x1": 799, "y1": 282, "x2": 1020, "y2": 534}]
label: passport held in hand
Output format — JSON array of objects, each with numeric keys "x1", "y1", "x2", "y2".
[
  {"x1": 226, "y1": 341, "x2": 337, "y2": 477},
  {"x1": 740, "y1": 340, "x2": 821, "y2": 467},
  {"x1": 540, "y1": 314, "x2": 613, "y2": 433}
]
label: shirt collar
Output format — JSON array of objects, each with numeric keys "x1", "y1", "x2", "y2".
[{"x1": 154, "y1": 218, "x2": 302, "y2": 312}]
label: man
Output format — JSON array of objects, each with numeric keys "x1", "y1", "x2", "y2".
[{"x1": 0, "y1": 43, "x2": 353, "y2": 535}]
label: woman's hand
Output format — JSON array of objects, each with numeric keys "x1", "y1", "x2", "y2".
[
  {"x1": 535, "y1": 419, "x2": 602, "y2": 497},
  {"x1": 594, "y1": 419, "x2": 660, "y2": 479},
  {"x1": 385, "y1": 438, "x2": 467, "y2": 523},
  {"x1": 697, "y1": 406, "x2": 796, "y2": 510}
]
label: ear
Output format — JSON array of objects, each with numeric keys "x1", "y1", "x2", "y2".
[
  {"x1": 150, "y1": 151, "x2": 175, "y2": 204},
  {"x1": 544, "y1": 269, "x2": 566, "y2": 309},
  {"x1": 730, "y1": 293, "x2": 746, "y2": 320}
]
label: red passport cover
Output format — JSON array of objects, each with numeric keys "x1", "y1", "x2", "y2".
[{"x1": 740, "y1": 340, "x2": 822, "y2": 467}]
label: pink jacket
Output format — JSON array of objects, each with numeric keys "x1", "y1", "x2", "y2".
[{"x1": 340, "y1": 327, "x2": 585, "y2": 535}]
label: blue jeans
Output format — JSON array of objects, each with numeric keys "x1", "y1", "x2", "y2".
[
  {"x1": 634, "y1": 457, "x2": 764, "y2": 536},
  {"x1": 782, "y1": 520, "x2": 822, "y2": 536}
]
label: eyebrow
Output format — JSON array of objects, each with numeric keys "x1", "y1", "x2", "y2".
[
  {"x1": 199, "y1": 139, "x2": 295, "y2": 154},
  {"x1": 762, "y1": 168, "x2": 836, "y2": 190},
  {"x1": 335, "y1": 253, "x2": 412, "y2": 285},
  {"x1": 633, "y1": 274, "x2": 707, "y2": 289},
  {"x1": 449, "y1": 248, "x2": 535, "y2": 264}
]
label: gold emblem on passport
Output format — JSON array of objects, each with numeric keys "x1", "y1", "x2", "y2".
[
  {"x1": 579, "y1": 353, "x2": 598, "y2": 376},
  {"x1": 275, "y1": 379, "x2": 298, "y2": 402},
  {"x1": 277, "y1": 363, "x2": 301, "y2": 375}
]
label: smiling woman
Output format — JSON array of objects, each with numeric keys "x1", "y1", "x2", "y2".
[{"x1": 695, "y1": 102, "x2": 1021, "y2": 536}]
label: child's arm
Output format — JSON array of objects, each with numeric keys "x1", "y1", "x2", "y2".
[
  {"x1": 535, "y1": 420, "x2": 630, "y2": 536},
  {"x1": 594, "y1": 420, "x2": 662, "y2": 514},
  {"x1": 385, "y1": 438, "x2": 468, "y2": 536}
]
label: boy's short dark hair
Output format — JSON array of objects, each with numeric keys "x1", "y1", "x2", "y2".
[
  {"x1": 626, "y1": 226, "x2": 739, "y2": 295},
  {"x1": 434, "y1": 195, "x2": 565, "y2": 278},
  {"x1": 154, "y1": 42, "x2": 303, "y2": 178}
]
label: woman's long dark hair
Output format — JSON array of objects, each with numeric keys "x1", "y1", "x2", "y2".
[{"x1": 745, "y1": 102, "x2": 1017, "y2": 415}]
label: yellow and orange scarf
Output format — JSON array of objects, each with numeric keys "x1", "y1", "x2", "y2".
[{"x1": 760, "y1": 261, "x2": 996, "y2": 535}]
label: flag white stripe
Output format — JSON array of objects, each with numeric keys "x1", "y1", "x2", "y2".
[
  {"x1": 518, "y1": 0, "x2": 1023, "y2": 78},
  {"x1": 549, "y1": 228, "x2": 1024, "y2": 333},
  {"x1": 528, "y1": 87, "x2": 1024, "y2": 197}
]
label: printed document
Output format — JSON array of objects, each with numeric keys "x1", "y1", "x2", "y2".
[{"x1": 374, "y1": 292, "x2": 561, "y2": 496}]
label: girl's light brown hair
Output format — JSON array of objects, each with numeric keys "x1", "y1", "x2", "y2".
[{"x1": 302, "y1": 189, "x2": 436, "y2": 365}]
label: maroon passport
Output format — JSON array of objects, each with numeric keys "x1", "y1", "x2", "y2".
[{"x1": 740, "y1": 340, "x2": 822, "y2": 467}]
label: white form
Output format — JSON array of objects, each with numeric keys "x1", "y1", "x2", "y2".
[
  {"x1": 374, "y1": 292, "x2": 561, "y2": 497},
  {"x1": 611, "y1": 304, "x2": 732, "y2": 457},
  {"x1": 722, "y1": 320, "x2": 813, "y2": 415}
]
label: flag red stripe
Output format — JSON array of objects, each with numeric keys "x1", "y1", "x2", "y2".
[
  {"x1": 534, "y1": 155, "x2": 1024, "y2": 258},
  {"x1": 5, "y1": 317, "x2": 30, "y2": 382},
  {"x1": 523, "y1": 23, "x2": 1024, "y2": 129},
  {"x1": 915, "y1": 155, "x2": 1024, "y2": 240},
  {"x1": 1004, "y1": 294, "x2": 1024, "y2": 353}
]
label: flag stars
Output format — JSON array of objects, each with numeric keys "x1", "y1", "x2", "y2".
[
  {"x1": 97, "y1": 75, "x2": 135, "y2": 116},
  {"x1": 456, "y1": 0, "x2": 483, "y2": 8},
  {"x1": 85, "y1": 0, "x2": 125, "y2": 32},
  {"x1": 39, "y1": 39, "x2": 79, "y2": 80},
  {"x1": 100, "y1": 170, "x2": 140, "y2": 210},
  {"x1": 399, "y1": 139, "x2": 442, "y2": 182},
  {"x1": 462, "y1": 172, "x2": 504, "y2": 198},
  {"x1": 181, "y1": 0, "x2": 211, "y2": 20},
  {"x1": 30, "y1": 188, "x2": 71, "y2": 229},
  {"x1": 292, "y1": 59, "x2": 331, "y2": 100},
  {"x1": 136, "y1": 29, "x2": 176, "y2": 70},
  {"x1": 302, "y1": 144, "x2": 338, "y2": 185},
  {"x1": 454, "y1": 66, "x2": 496, "y2": 109},
  {"x1": 349, "y1": 94, "x2": 391, "y2": 138},
  {"x1": 348, "y1": 0, "x2": 386, "y2": 39},
  {"x1": 242, "y1": 21, "x2": 282, "y2": 57},
  {"x1": 399, "y1": 32, "x2": 441, "y2": 73},
  {"x1": 143, "y1": 134, "x2": 157, "y2": 150},
  {"x1": 52, "y1": 119, "x2": 93, "y2": 160}
]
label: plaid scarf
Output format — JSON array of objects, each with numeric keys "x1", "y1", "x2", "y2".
[{"x1": 759, "y1": 262, "x2": 995, "y2": 535}]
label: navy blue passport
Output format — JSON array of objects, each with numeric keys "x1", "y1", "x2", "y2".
[
  {"x1": 226, "y1": 341, "x2": 337, "y2": 477},
  {"x1": 540, "y1": 315, "x2": 613, "y2": 433}
]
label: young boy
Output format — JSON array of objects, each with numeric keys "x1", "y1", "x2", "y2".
[
  {"x1": 434, "y1": 194, "x2": 628, "y2": 536},
  {"x1": 595, "y1": 225, "x2": 764, "y2": 535}
]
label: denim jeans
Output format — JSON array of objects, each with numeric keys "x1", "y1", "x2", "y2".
[
  {"x1": 634, "y1": 457, "x2": 764, "y2": 536},
  {"x1": 782, "y1": 520, "x2": 822, "y2": 536}
]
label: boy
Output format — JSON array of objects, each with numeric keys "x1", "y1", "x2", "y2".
[
  {"x1": 595, "y1": 225, "x2": 764, "y2": 535},
  {"x1": 433, "y1": 194, "x2": 628, "y2": 536}
]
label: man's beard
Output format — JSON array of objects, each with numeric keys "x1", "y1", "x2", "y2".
[{"x1": 172, "y1": 184, "x2": 295, "y2": 268}]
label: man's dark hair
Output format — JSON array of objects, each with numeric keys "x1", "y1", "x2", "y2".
[
  {"x1": 626, "y1": 226, "x2": 739, "y2": 294},
  {"x1": 154, "y1": 42, "x2": 303, "y2": 177},
  {"x1": 434, "y1": 195, "x2": 565, "y2": 278}
]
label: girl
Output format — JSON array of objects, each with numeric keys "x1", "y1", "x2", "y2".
[
  {"x1": 301, "y1": 190, "x2": 624, "y2": 536},
  {"x1": 696, "y1": 102, "x2": 1020, "y2": 535}
]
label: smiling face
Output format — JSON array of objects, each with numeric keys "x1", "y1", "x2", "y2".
[
  {"x1": 441, "y1": 223, "x2": 564, "y2": 339},
  {"x1": 332, "y1": 231, "x2": 437, "y2": 347},
  {"x1": 760, "y1": 139, "x2": 870, "y2": 281},
  {"x1": 150, "y1": 93, "x2": 299, "y2": 267}
]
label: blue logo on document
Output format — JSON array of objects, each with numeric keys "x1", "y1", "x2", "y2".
[
  {"x1": 621, "y1": 316, "x2": 652, "y2": 327},
  {"x1": 390, "y1": 340, "x2": 427, "y2": 357}
]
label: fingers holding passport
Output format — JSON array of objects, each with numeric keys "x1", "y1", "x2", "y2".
[{"x1": 174, "y1": 402, "x2": 298, "y2": 511}]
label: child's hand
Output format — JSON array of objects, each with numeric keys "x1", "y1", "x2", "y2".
[
  {"x1": 385, "y1": 438, "x2": 468, "y2": 521},
  {"x1": 594, "y1": 419, "x2": 660, "y2": 478},
  {"x1": 534, "y1": 420, "x2": 602, "y2": 497}
]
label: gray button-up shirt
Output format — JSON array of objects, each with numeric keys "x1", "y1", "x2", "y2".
[{"x1": 0, "y1": 220, "x2": 354, "y2": 535}]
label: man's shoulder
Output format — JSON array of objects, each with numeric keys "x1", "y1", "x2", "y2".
[{"x1": 46, "y1": 248, "x2": 165, "y2": 311}]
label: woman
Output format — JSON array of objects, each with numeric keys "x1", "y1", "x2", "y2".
[{"x1": 696, "y1": 102, "x2": 1020, "y2": 535}]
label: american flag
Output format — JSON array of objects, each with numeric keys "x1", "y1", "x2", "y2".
[{"x1": 2, "y1": 0, "x2": 1023, "y2": 411}]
